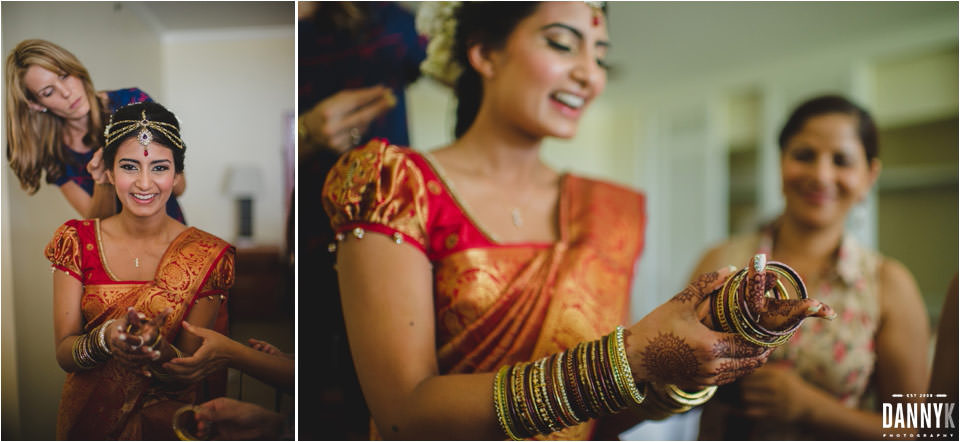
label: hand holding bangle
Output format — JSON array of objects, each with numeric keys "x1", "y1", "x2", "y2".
[
  {"x1": 107, "y1": 307, "x2": 173, "y2": 371},
  {"x1": 623, "y1": 265, "x2": 773, "y2": 389},
  {"x1": 704, "y1": 255, "x2": 836, "y2": 347}
]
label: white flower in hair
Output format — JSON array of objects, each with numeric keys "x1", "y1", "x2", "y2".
[{"x1": 416, "y1": 1, "x2": 462, "y2": 87}]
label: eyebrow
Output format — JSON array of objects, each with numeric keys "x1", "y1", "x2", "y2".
[
  {"x1": 540, "y1": 23, "x2": 611, "y2": 48},
  {"x1": 118, "y1": 158, "x2": 172, "y2": 165}
]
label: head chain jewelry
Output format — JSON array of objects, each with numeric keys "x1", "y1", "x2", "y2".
[{"x1": 104, "y1": 110, "x2": 184, "y2": 157}]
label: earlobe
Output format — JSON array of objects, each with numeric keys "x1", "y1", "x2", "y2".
[
  {"x1": 27, "y1": 100, "x2": 47, "y2": 113},
  {"x1": 106, "y1": 171, "x2": 115, "y2": 186},
  {"x1": 869, "y1": 158, "x2": 882, "y2": 180},
  {"x1": 467, "y1": 44, "x2": 496, "y2": 79},
  {"x1": 857, "y1": 158, "x2": 882, "y2": 203}
]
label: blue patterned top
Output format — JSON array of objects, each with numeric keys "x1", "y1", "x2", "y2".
[
  {"x1": 298, "y1": 2, "x2": 426, "y2": 147},
  {"x1": 53, "y1": 88, "x2": 185, "y2": 223}
]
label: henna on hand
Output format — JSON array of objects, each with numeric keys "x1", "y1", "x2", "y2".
[
  {"x1": 710, "y1": 334, "x2": 768, "y2": 359},
  {"x1": 672, "y1": 270, "x2": 721, "y2": 304},
  {"x1": 710, "y1": 355, "x2": 767, "y2": 385},
  {"x1": 639, "y1": 332, "x2": 701, "y2": 383}
]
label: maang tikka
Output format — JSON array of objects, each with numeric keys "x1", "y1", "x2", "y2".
[{"x1": 104, "y1": 109, "x2": 184, "y2": 157}]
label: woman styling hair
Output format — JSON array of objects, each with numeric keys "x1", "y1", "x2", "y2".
[
  {"x1": 321, "y1": 2, "x2": 836, "y2": 439},
  {"x1": 6, "y1": 39, "x2": 185, "y2": 221},
  {"x1": 693, "y1": 95, "x2": 930, "y2": 440},
  {"x1": 46, "y1": 102, "x2": 230, "y2": 439}
]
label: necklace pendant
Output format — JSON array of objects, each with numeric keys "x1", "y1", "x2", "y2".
[
  {"x1": 511, "y1": 208, "x2": 523, "y2": 228},
  {"x1": 134, "y1": 257, "x2": 140, "y2": 268}
]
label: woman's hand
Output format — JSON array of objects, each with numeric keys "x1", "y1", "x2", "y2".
[
  {"x1": 625, "y1": 266, "x2": 773, "y2": 389},
  {"x1": 86, "y1": 148, "x2": 108, "y2": 184},
  {"x1": 107, "y1": 307, "x2": 172, "y2": 374},
  {"x1": 299, "y1": 85, "x2": 396, "y2": 153},
  {"x1": 742, "y1": 255, "x2": 836, "y2": 331},
  {"x1": 162, "y1": 320, "x2": 238, "y2": 383},
  {"x1": 697, "y1": 256, "x2": 837, "y2": 332},
  {"x1": 248, "y1": 338, "x2": 288, "y2": 358},
  {"x1": 194, "y1": 397, "x2": 288, "y2": 440},
  {"x1": 740, "y1": 363, "x2": 816, "y2": 422}
]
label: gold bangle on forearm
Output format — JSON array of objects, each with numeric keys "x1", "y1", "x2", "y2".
[
  {"x1": 494, "y1": 365, "x2": 519, "y2": 441},
  {"x1": 491, "y1": 327, "x2": 653, "y2": 439},
  {"x1": 73, "y1": 321, "x2": 114, "y2": 370}
]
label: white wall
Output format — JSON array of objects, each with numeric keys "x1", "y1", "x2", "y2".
[
  {"x1": 160, "y1": 29, "x2": 294, "y2": 245},
  {"x1": 1, "y1": 4, "x2": 293, "y2": 438}
]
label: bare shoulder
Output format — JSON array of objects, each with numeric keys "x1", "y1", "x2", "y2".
[
  {"x1": 690, "y1": 235, "x2": 754, "y2": 282},
  {"x1": 876, "y1": 256, "x2": 927, "y2": 326},
  {"x1": 877, "y1": 257, "x2": 922, "y2": 304}
]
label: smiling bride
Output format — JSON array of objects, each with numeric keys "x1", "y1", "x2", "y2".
[{"x1": 45, "y1": 102, "x2": 234, "y2": 440}]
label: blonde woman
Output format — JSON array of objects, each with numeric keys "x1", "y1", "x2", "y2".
[{"x1": 6, "y1": 39, "x2": 185, "y2": 221}]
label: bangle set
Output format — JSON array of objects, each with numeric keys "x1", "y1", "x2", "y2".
[
  {"x1": 493, "y1": 326, "x2": 646, "y2": 440},
  {"x1": 712, "y1": 259, "x2": 807, "y2": 347},
  {"x1": 72, "y1": 319, "x2": 116, "y2": 369},
  {"x1": 632, "y1": 382, "x2": 718, "y2": 421}
]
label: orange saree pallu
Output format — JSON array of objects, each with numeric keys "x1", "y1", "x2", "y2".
[
  {"x1": 45, "y1": 219, "x2": 235, "y2": 440},
  {"x1": 324, "y1": 140, "x2": 646, "y2": 440}
]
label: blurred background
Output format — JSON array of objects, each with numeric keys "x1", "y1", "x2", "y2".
[
  {"x1": 401, "y1": 2, "x2": 957, "y2": 438},
  {"x1": 1, "y1": 2, "x2": 294, "y2": 439}
]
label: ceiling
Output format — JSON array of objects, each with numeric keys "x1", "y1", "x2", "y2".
[
  {"x1": 128, "y1": 1, "x2": 293, "y2": 32},
  {"x1": 606, "y1": 1, "x2": 957, "y2": 84}
]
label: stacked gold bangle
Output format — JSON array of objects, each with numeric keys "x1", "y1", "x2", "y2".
[
  {"x1": 148, "y1": 342, "x2": 185, "y2": 382},
  {"x1": 712, "y1": 260, "x2": 807, "y2": 347},
  {"x1": 493, "y1": 326, "x2": 646, "y2": 440},
  {"x1": 632, "y1": 383, "x2": 718, "y2": 421},
  {"x1": 72, "y1": 319, "x2": 116, "y2": 369}
]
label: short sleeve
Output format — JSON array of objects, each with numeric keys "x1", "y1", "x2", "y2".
[
  {"x1": 198, "y1": 247, "x2": 236, "y2": 298},
  {"x1": 322, "y1": 139, "x2": 429, "y2": 250},
  {"x1": 45, "y1": 223, "x2": 82, "y2": 281}
]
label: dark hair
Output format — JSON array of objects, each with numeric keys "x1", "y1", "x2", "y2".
[
  {"x1": 778, "y1": 94, "x2": 879, "y2": 162},
  {"x1": 103, "y1": 102, "x2": 185, "y2": 173},
  {"x1": 451, "y1": 2, "x2": 540, "y2": 138}
]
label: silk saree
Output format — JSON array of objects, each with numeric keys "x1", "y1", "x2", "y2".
[
  {"x1": 323, "y1": 140, "x2": 646, "y2": 439},
  {"x1": 45, "y1": 219, "x2": 235, "y2": 440}
]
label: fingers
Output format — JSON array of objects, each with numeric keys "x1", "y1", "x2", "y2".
[
  {"x1": 248, "y1": 339, "x2": 281, "y2": 355},
  {"x1": 194, "y1": 399, "x2": 221, "y2": 422},
  {"x1": 707, "y1": 265, "x2": 738, "y2": 292},
  {"x1": 339, "y1": 92, "x2": 396, "y2": 131},
  {"x1": 86, "y1": 149, "x2": 105, "y2": 180},
  {"x1": 180, "y1": 320, "x2": 200, "y2": 337},
  {"x1": 704, "y1": 352, "x2": 770, "y2": 386},
  {"x1": 154, "y1": 307, "x2": 173, "y2": 327},
  {"x1": 708, "y1": 333, "x2": 769, "y2": 359},
  {"x1": 326, "y1": 85, "x2": 388, "y2": 115},
  {"x1": 126, "y1": 307, "x2": 143, "y2": 332},
  {"x1": 744, "y1": 254, "x2": 770, "y2": 314},
  {"x1": 672, "y1": 265, "x2": 736, "y2": 304},
  {"x1": 325, "y1": 132, "x2": 353, "y2": 154},
  {"x1": 756, "y1": 298, "x2": 835, "y2": 332}
]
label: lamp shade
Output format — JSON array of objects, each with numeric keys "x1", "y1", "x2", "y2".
[{"x1": 224, "y1": 165, "x2": 263, "y2": 198}]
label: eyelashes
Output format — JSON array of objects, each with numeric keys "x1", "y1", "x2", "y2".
[
  {"x1": 545, "y1": 38, "x2": 609, "y2": 69},
  {"x1": 38, "y1": 74, "x2": 71, "y2": 98},
  {"x1": 117, "y1": 163, "x2": 171, "y2": 172}
]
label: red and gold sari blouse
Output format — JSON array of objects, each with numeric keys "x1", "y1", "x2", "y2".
[
  {"x1": 45, "y1": 219, "x2": 235, "y2": 440},
  {"x1": 323, "y1": 140, "x2": 646, "y2": 439}
]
